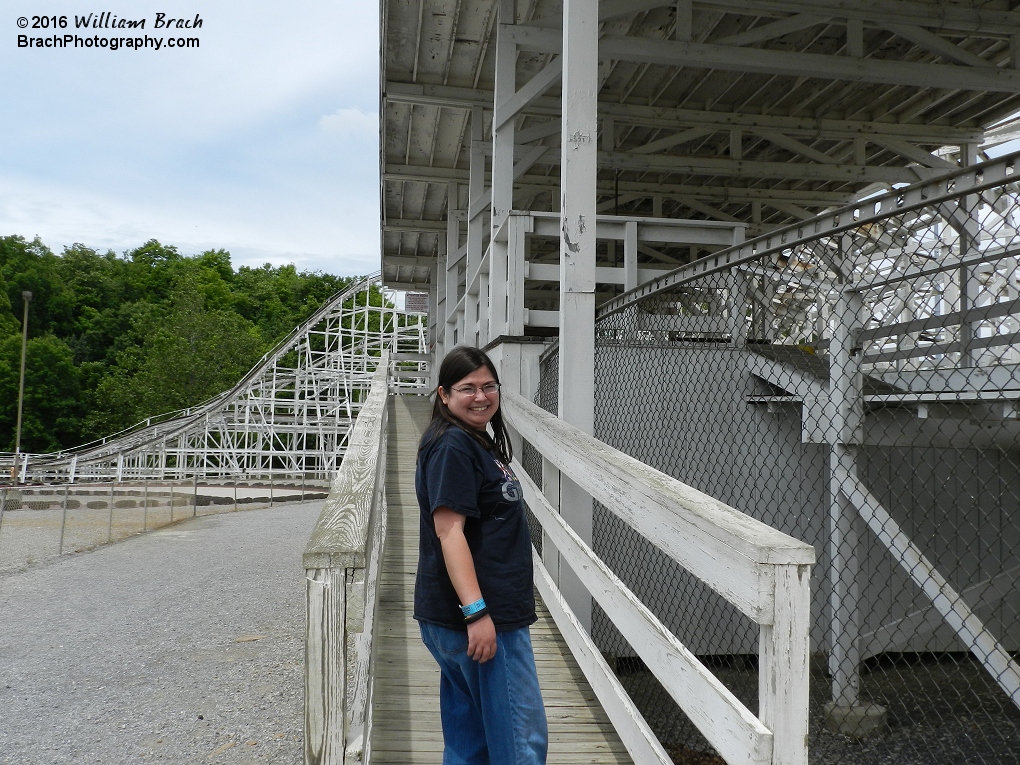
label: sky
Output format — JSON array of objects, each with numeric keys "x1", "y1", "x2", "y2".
[{"x1": 2, "y1": 0, "x2": 380, "y2": 277}]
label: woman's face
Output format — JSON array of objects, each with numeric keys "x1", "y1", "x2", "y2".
[{"x1": 438, "y1": 365, "x2": 499, "y2": 430}]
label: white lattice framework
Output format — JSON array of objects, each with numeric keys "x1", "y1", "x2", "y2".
[
  {"x1": 599, "y1": 153, "x2": 1020, "y2": 379},
  {"x1": 7, "y1": 275, "x2": 428, "y2": 483}
]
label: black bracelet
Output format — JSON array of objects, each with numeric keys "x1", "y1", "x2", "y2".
[{"x1": 464, "y1": 606, "x2": 489, "y2": 624}]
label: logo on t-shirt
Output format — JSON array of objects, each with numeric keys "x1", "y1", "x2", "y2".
[{"x1": 494, "y1": 458, "x2": 522, "y2": 502}]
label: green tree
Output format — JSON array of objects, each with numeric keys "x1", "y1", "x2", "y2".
[
  {"x1": 0, "y1": 235, "x2": 76, "y2": 338},
  {"x1": 86, "y1": 277, "x2": 265, "y2": 435},
  {"x1": 0, "y1": 334, "x2": 83, "y2": 452},
  {"x1": 0, "y1": 233, "x2": 367, "y2": 452}
]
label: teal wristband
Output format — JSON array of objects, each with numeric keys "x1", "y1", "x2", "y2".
[{"x1": 460, "y1": 597, "x2": 486, "y2": 617}]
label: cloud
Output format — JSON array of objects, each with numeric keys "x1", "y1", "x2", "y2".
[
  {"x1": 319, "y1": 108, "x2": 378, "y2": 138},
  {"x1": 0, "y1": 0, "x2": 382, "y2": 277}
]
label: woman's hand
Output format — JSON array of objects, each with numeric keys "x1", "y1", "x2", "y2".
[
  {"x1": 433, "y1": 507, "x2": 497, "y2": 662},
  {"x1": 467, "y1": 614, "x2": 497, "y2": 663}
]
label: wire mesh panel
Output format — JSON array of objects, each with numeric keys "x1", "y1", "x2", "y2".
[
  {"x1": 361, "y1": 156, "x2": 1020, "y2": 762},
  {"x1": 551, "y1": 159, "x2": 1020, "y2": 764}
]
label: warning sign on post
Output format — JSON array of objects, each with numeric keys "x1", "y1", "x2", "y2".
[{"x1": 404, "y1": 292, "x2": 429, "y2": 314}]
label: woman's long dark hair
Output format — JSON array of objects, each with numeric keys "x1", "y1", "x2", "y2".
[{"x1": 419, "y1": 346, "x2": 513, "y2": 462}]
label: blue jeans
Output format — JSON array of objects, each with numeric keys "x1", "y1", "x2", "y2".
[{"x1": 419, "y1": 621, "x2": 548, "y2": 765}]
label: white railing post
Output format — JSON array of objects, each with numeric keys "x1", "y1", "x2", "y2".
[
  {"x1": 303, "y1": 352, "x2": 390, "y2": 765},
  {"x1": 760, "y1": 564, "x2": 812, "y2": 765},
  {"x1": 558, "y1": 0, "x2": 599, "y2": 635}
]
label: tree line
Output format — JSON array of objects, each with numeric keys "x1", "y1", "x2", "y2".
[{"x1": 0, "y1": 235, "x2": 358, "y2": 454}]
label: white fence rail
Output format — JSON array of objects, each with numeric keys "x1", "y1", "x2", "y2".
[
  {"x1": 303, "y1": 353, "x2": 390, "y2": 765},
  {"x1": 502, "y1": 392, "x2": 816, "y2": 765}
]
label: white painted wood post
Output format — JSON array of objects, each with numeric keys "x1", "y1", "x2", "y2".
[
  {"x1": 959, "y1": 142, "x2": 979, "y2": 367},
  {"x1": 506, "y1": 214, "x2": 529, "y2": 336},
  {"x1": 558, "y1": 0, "x2": 598, "y2": 632},
  {"x1": 829, "y1": 445, "x2": 862, "y2": 707},
  {"x1": 467, "y1": 108, "x2": 486, "y2": 346},
  {"x1": 305, "y1": 566, "x2": 347, "y2": 765},
  {"x1": 446, "y1": 203, "x2": 462, "y2": 353},
  {"x1": 479, "y1": 272, "x2": 490, "y2": 347},
  {"x1": 435, "y1": 248, "x2": 447, "y2": 372},
  {"x1": 760, "y1": 564, "x2": 811, "y2": 765},
  {"x1": 489, "y1": 1, "x2": 516, "y2": 342},
  {"x1": 828, "y1": 289, "x2": 865, "y2": 708},
  {"x1": 428, "y1": 268, "x2": 440, "y2": 361},
  {"x1": 728, "y1": 271, "x2": 748, "y2": 347},
  {"x1": 623, "y1": 220, "x2": 638, "y2": 292}
]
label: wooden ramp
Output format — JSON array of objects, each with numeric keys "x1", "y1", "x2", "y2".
[{"x1": 371, "y1": 395, "x2": 633, "y2": 765}]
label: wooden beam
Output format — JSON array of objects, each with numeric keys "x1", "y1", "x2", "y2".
[
  {"x1": 384, "y1": 81, "x2": 986, "y2": 143},
  {"x1": 598, "y1": 35, "x2": 1020, "y2": 92},
  {"x1": 602, "y1": 150, "x2": 918, "y2": 183},
  {"x1": 697, "y1": 0, "x2": 1020, "y2": 36},
  {"x1": 493, "y1": 55, "x2": 563, "y2": 132},
  {"x1": 713, "y1": 13, "x2": 829, "y2": 47}
]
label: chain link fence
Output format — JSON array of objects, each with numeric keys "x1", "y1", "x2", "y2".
[
  {"x1": 0, "y1": 478, "x2": 329, "y2": 574},
  {"x1": 525, "y1": 158, "x2": 1020, "y2": 764}
]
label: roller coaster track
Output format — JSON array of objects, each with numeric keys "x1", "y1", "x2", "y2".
[{"x1": 2, "y1": 275, "x2": 428, "y2": 483}]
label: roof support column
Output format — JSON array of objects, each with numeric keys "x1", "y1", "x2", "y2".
[
  {"x1": 959, "y1": 143, "x2": 980, "y2": 367},
  {"x1": 444, "y1": 208, "x2": 465, "y2": 354},
  {"x1": 467, "y1": 107, "x2": 486, "y2": 347},
  {"x1": 623, "y1": 220, "x2": 638, "y2": 292},
  {"x1": 557, "y1": 0, "x2": 598, "y2": 633},
  {"x1": 489, "y1": 1, "x2": 516, "y2": 342},
  {"x1": 824, "y1": 288, "x2": 886, "y2": 735},
  {"x1": 444, "y1": 189, "x2": 462, "y2": 361}
]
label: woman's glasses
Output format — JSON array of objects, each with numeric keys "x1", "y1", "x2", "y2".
[{"x1": 450, "y1": 382, "x2": 501, "y2": 396}]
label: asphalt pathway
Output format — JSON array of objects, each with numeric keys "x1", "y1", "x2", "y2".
[{"x1": 0, "y1": 499, "x2": 324, "y2": 765}]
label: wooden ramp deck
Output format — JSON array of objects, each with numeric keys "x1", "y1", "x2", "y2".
[{"x1": 371, "y1": 395, "x2": 633, "y2": 765}]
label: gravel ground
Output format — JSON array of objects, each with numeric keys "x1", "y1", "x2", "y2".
[{"x1": 0, "y1": 499, "x2": 324, "y2": 765}]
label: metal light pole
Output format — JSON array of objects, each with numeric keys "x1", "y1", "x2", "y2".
[{"x1": 12, "y1": 291, "x2": 31, "y2": 484}]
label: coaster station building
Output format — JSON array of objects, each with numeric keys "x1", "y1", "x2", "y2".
[{"x1": 380, "y1": 1, "x2": 1020, "y2": 762}]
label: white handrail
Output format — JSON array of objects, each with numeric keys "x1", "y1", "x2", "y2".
[
  {"x1": 501, "y1": 391, "x2": 815, "y2": 765},
  {"x1": 303, "y1": 352, "x2": 390, "y2": 765}
]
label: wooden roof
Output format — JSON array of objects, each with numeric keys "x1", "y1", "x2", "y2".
[{"x1": 380, "y1": 0, "x2": 1020, "y2": 289}]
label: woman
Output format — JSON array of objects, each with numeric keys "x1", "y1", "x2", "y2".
[{"x1": 414, "y1": 345, "x2": 548, "y2": 765}]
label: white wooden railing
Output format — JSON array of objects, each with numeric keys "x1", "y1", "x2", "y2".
[
  {"x1": 303, "y1": 353, "x2": 390, "y2": 765},
  {"x1": 502, "y1": 392, "x2": 816, "y2": 765}
]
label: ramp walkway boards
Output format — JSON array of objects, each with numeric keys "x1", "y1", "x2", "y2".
[{"x1": 371, "y1": 395, "x2": 633, "y2": 765}]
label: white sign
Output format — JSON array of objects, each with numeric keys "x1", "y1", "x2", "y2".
[{"x1": 405, "y1": 292, "x2": 429, "y2": 313}]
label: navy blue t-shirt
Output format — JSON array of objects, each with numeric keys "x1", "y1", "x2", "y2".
[{"x1": 413, "y1": 425, "x2": 536, "y2": 632}]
